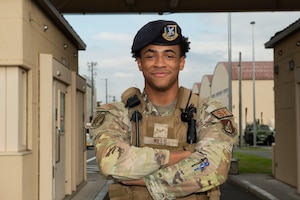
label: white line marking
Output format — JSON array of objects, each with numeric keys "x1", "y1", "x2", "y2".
[{"x1": 87, "y1": 156, "x2": 96, "y2": 163}]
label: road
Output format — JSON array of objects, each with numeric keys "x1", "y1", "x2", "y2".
[{"x1": 86, "y1": 148, "x2": 260, "y2": 200}]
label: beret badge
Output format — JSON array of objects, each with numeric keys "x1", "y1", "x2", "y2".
[{"x1": 162, "y1": 24, "x2": 179, "y2": 41}]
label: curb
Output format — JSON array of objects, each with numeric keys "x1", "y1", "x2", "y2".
[{"x1": 228, "y1": 175, "x2": 279, "y2": 200}]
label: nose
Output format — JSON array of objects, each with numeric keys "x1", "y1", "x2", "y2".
[{"x1": 154, "y1": 55, "x2": 166, "y2": 67}]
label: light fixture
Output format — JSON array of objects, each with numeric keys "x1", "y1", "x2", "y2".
[
  {"x1": 274, "y1": 65, "x2": 279, "y2": 75},
  {"x1": 56, "y1": 70, "x2": 61, "y2": 76},
  {"x1": 43, "y1": 24, "x2": 48, "y2": 32},
  {"x1": 288, "y1": 60, "x2": 294, "y2": 71}
]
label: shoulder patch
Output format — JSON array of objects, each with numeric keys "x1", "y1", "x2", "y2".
[
  {"x1": 221, "y1": 119, "x2": 237, "y2": 137},
  {"x1": 91, "y1": 112, "x2": 105, "y2": 128},
  {"x1": 211, "y1": 107, "x2": 233, "y2": 119}
]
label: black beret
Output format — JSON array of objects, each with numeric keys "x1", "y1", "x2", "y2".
[{"x1": 131, "y1": 20, "x2": 184, "y2": 53}]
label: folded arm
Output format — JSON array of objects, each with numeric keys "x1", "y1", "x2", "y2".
[
  {"x1": 90, "y1": 103, "x2": 171, "y2": 180},
  {"x1": 143, "y1": 100, "x2": 238, "y2": 199}
]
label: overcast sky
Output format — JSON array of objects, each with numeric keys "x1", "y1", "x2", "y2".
[{"x1": 64, "y1": 12, "x2": 300, "y2": 103}]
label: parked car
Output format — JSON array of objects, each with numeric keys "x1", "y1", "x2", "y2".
[
  {"x1": 85, "y1": 123, "x2": 94, "y2": 149},
  {"x1": 244, "y1": 124, "x2": 275, "y2": 146}
]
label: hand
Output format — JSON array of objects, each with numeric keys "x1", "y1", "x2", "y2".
[{"x1": 122, "y1": 178, "x2": 146, "y2": 186}]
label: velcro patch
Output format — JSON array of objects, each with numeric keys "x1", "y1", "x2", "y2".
[
  {"x1": 192, "y1": 157, "x2": 210, "y2": 171},
  {"x1": 153, "y1": 123, "x2": 168, "y2": 138},
  {"x1": 221, "y1": 119, "x2": 237, "y2": 137},
  {"x1": 211, "y1": 107, "x2": 233, "y2": 119},
  {"x1": 144, "y1": 136, "x2": 178, "y2": 147},
  {"x1": 91, "y1": 112, "x2": 105, "y2": 128}
]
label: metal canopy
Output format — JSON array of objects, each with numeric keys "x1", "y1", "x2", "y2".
[{"x1": 44, "y1": 0, "x2": 300, "y2": 14}]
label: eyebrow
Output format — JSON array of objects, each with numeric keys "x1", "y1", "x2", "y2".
[{"x1": 143, "y1": 48, "x2": 177, "y2": 55}]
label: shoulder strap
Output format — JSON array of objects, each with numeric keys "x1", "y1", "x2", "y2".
[
  {"x1": 121, "y1": 87, "x2": 146, "y2": 116},
  {"x1": 176, "y1": 86, "x2": 199, "y2": 110},
  {"x1": 121, "y1": 87, "x2": 142, "y2": 106}
]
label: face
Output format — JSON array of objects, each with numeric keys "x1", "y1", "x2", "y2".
[{"x1": 137, "y1": 44, "x2": 185, "y2": 92}]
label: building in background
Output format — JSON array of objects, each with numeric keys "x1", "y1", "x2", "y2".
[{"x1": 193, "y1": 61, "x2": 274, "y2": 135}]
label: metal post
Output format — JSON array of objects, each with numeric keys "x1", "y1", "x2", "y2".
[
  {"x1": 228, "y1": 13, "x2": 232, "y2": 112},
  {"x1": 105, "y1": 78, "x2": 108, "y2": 104},
  {"x1": 88, "y1": 62, "x2": 97, "y2": 119},
  {"x1": 238, "y1": 52, "x2": 243, "y2": 148},
  {"x1": 250, "y1": 21, "x2": 257, "y2": 147}
]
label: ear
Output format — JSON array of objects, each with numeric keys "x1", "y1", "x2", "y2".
[
  {"x1": 179, "y1": 56, "x2": 185, "y2": 71},
  {"x1": 137, "y1": 58, "x2": 142, "y2": 71}
]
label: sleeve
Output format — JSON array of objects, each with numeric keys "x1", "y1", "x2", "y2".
[
  {"x1": 89, "y1": 102, "x2": 170, "y2": 181},
  {"x1": 143, "y1": 98, "x2": 239, "y2": 199}
]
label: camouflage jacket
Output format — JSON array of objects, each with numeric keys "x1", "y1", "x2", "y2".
[{"x1": 90, "y1": 92, "x2": 238, "y2": 199}]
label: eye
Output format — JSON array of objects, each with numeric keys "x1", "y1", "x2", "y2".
[
  {"x1": 144, "y1": 53, "x2": 155, "y2": 59},
  {"x1": 146, "y1": 55, "x2": 154, "y2": 59},
  {"x1": 165, "y1": 54, "x2": 175, "y2": 59}
]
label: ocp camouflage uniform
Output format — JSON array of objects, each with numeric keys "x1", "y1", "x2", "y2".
[{"x1": 90, "y1": 87, "x2": 238, "y2": 200}]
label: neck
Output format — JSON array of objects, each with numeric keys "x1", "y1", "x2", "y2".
[{"x1": 144, "y1": 85, "x2": 179, "y2": 106}]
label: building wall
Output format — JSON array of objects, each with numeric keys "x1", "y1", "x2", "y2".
[
  {"x1": 207, "y1": 62, "x2": 274, "y2": 141},
  {"x1": 211, "y1": 63, "x2": 229, "y2": 107},
  {"x1": 231, "y1": 80, "x2": 275, "y2": 134},
  {"x1": 0, "y1": 0, "x2": 83, "y2": 199},
  {"x1": 272, "y1": 32, "x2": 300, "y2": 188},
  {"x1": 199, "y1": 75, "x2": 212, "y2": 98}
]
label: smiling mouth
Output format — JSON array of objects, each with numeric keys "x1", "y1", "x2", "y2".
[{"x1": 152, "y1": 71, "x2": 170, "y2": 77}]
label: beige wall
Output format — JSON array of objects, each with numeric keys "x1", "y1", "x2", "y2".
[
  {"x1": 232, "y1": 80, "x2": 275, "y2": 132},
  {"x1": 0, "y1": 0, "x2": 85, "y2": 199},
  {"x1": 211, "y1": 63, "x2": 229, "y2": 107},
  {"x1": 199, "y1": 75, "x2": 212, "y2": 98},
  {"x1": 272, "y1": 31, "x2": 300, "y2": 188}
]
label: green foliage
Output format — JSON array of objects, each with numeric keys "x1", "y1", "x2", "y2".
[{"x1": 233, "y1": 151, "x2": 272, "y2": 174}]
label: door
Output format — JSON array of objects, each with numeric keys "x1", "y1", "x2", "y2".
[
  {"x1": 76, "y1": 91, "x2": 85, "y2": 184},
  {"x1": 53, "y1": 80, "x2": 67, "y2": 200}
]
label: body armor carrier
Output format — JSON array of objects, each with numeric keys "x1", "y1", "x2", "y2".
[{"x1": 121, "y1": 87, "x2": 199, "y2": 152}]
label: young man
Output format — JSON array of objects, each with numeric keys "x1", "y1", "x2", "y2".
[{"x1": 90, "y1": 20, "x2": 238, "y2": 200}]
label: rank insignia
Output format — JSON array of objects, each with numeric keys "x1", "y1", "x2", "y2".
[{"x1": 162, "y1": 25, "x2": 178, "y2": 41}]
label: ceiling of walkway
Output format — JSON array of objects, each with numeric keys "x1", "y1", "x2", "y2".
[
  {"x1": 34, "y1": 0, "x2": 300, "y2": 49},
  {"x1": 40, "y1": 0, "x2": 300, "y2": 14}
]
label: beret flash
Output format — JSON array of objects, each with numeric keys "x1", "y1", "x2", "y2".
[{"x1": 131, "y1": 20, "x2": 185, "y2": 53}]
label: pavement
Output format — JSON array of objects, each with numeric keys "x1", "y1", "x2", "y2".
[{"x1": 65, "y1": 147, "x2": 300, "y2": 200}]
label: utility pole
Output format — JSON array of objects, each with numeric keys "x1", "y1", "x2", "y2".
[
  {"x1": 88, "y1": 62, "x2": 97, "y2": 120},
  {"x1": 105, "y1": 78, "x2": 108, "y2": 104},
  {"x1": 228, "y1": 12, "x2": 232, "y2": 112}
]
